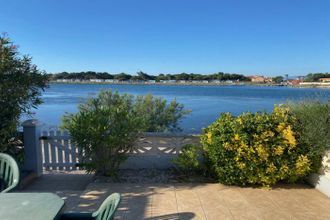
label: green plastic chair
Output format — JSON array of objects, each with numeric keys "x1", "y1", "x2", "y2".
[
  {"x1": 61, "y1": 193, "x2": 121, "y2": 220},
  {"x1": 0, "y1": 153, "x2": 20, "y2": 193}
]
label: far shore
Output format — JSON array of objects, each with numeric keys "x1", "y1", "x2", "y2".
[{"x1": 49, "y1": 81, "x2": 330, "y2": 88}]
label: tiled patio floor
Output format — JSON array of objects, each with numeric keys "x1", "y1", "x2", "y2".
[{"x1": 21, "y1": 173, "x2": 330, "y2": 220}]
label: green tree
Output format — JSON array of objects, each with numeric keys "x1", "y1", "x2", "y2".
[
  {"x1": 114, "y1": 72, "x2": 131, "y2": 81},
  {"x1": 0, "y1": 34, "x2": 48, "y2": 152},
  {"x1": 305, "y1": 73, "x2": 330, "y2": 82}
]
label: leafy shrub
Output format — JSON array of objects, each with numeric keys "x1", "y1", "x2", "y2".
[
  {"x1": 172, "y1": 144, "x2": 203, "y2": 174},
  {"x1": 134, "y1": 94, "x2": 190, "y2": 132},
  {"x1": 0, "y1": 34, "x2": 48, "y2": 154},
  {"x1": 201, "y1": 106, "x2": 312, "y2": 187},
  {"x1": 287, "y1": 100, "x2": 330, "y2": 172},
  {"x1": 62, "y1": 90, "x2": 189, "y2": 176}
]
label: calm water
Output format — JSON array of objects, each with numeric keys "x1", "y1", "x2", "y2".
[{"x1": 26, "y1": 83, "x2": 330, "y2": 133}]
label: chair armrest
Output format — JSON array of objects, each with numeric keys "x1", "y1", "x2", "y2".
[{"x1": 60, "y1": 212, "x2": 94, "y2": 220}]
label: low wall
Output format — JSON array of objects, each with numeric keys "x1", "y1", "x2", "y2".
[
  {"x1": 308, "y1": 150, "x2": 330, "y2": 197},
  {"x1": 321, "y1": 150, "x2": 330, "y2": 180},
  {"x1": 120, "y1": 133, "x2": 200, "y2": 169},
  {"x1": 36, "y1": 122, "x2": 200, "y2": 171}
]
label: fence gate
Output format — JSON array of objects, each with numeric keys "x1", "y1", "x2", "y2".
[{"x1": 40, "y1": 130, "x2": 81, "y2": 171}]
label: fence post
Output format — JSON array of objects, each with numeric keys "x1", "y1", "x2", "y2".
[{"x1": 22, "y1": 119, "x2": 43, "y2": 177}]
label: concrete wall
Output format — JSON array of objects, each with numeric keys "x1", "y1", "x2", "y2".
[{"x1": 120, "y1": 133, "x2": 200, "y2": 169}]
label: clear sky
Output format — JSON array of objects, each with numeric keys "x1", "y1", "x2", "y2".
[{"x1": 1, "y1": 0, "x2": 329, "y2": 76}]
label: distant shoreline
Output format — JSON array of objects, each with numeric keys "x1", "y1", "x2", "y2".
[{"x1": 49, "y1": 81, "x2": 330, "y2": 88}]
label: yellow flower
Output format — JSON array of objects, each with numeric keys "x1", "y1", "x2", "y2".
[
  {"x1": 264, "y1": 131, "x2": 275, "y2": 137},
  {"x1": 233, "y1": 134, "x2": 240, "y2": 141},
  {"x1": 282, "y1": 125, "x2": 296, "y2": 147},
  {"x1": 274, "y1": 146, "x2": 284, "y2": 155},
  {"x1": 276, "y1": 122, "x2": 286, "y2": 132},
  {"x1": 206, "y1": 132, "x2": 212, "y2": 144},
  {"x1": 256, "y1": 145, "x2": 269, "y2": 161},
  {"x1": 280, "y1": 165, "x2": 289, "y2": 174},
  {"x1": 237, "y1": 162, "x2": 246, "y2": 169},
  {"x1": 295, "y1": 155, "x2": 311, "y2": 175},
  {"x1": 237, "y1": 118, "x2": 243, "y2": 125},
  {"x1": 266, "y1": 163, "x2": 277, "y2": 173},
  {"x1": 240, "y1": 141, "x2": 248, "y2": 149},
  {"x1": 223, "y1": 142, "x2": 231, "y2": 150}
]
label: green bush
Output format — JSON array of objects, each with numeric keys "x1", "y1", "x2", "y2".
[
  {"x1": 0, "y1": 34, "x2": 48, "y2": 155},
  {"x1": 201, "y1": 106, "x2": 312, "y2": 187},
  {"x1": 172, "y1": 144, "x2": 203, "y2": 174},
  {"x1": 62, "y1": 90, "x2": 189, "y2": 176},
  {"x1": 134, "y1": 94, "x2": 190, "y2": 132},
  {"x1": 287, "y1": 100, "x2": 330, "y2": 172}
]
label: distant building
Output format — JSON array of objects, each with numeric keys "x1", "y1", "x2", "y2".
[
  {"x1": 164, "y1": 80, "x2": 176, "y2": 84},
  {"x1": 287, "y1": 79, "x2": 300, "y2": 86},
  {"x1": 90, "y1": 79, "x2": 104, "y2": 83},
  {"x1": 319, "y1": 78, "x2": 330, "y2": 83},
  {"x1": 296, "y1": 76, "x2": 305, "y2": 81},
  {"x1": 56, "y1": 79, "x2": 72, "y2": 83},
  {"x1": 105, "y1": 79, "x2": 114, "y2": 83},
  {"x1": 248, "y1": 76, "x2": 266, "y2": 83}
]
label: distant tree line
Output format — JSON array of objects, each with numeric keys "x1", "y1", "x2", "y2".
[
  {"x1": 304, "y1": 73, "x2": 330, "y2": 82},
  {"x1": 48, "y1": 71, "x2": 251, "y2": 82}
]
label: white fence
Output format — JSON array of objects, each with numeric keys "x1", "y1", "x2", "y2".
[
  {"x1": 21, "y1": 119, "x2": 199, "y2": 175},
  {"x1": 39, "y1": 130, "x2": 199, "y2": 171}
]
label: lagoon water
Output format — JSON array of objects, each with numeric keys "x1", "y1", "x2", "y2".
[{"x1": 27, "y1": 83, "x2": 330, "y2": 133}]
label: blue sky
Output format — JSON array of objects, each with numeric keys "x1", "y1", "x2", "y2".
[{"x1": 1, "y1": 0, "x2": 329, "y2": 76}]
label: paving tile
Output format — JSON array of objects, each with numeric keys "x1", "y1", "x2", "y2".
[
  {"x1": 151, "y1": 187, "x2": 178, "y2": 217},
  {"x1": 220, "y1": 188, "x2": 250, "y2": 210},
  {"x1": 257, "y1": 208, "x2": 292, "y2": 220},
  {"x1": 230, "y1": 208, "x2": 263, "y2": 220},
  {"x1": 20, "y1": 175, "x2": 330, "y2": 220},
  {"x1": 239, "y1": 188, "x2": 278, "y2": 210}
]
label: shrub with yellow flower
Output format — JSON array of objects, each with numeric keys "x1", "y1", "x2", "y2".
[{"x1": 201, "y1": 106, "x2": 312, "y2": 187}]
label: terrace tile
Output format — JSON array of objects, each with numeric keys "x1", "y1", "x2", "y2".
[{"x1": 20, "y1": 173, "x2": 329, "y2": 220}]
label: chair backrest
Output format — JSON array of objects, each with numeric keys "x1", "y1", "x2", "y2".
[
  {"x1": 0, "y1": 153, "x2": 20, "y2": 193},
  {"x1": 92, "y1": 193, "x2": 121, "y2": 220}
]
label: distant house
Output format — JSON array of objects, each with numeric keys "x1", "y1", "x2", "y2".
[
  {"x1": 56, "y1": 79, "x2": 71, "y2": 83},
  {"x1": 105, "y1": 79, "x2": 114, "y2": 83},
  {"x1": 248, "y1": 75, "x2": 266, "y2": 83},
  {"x1": 90, "y1": 79, "x2": 104, "y2": 83},
  {"x1": 287, "y1": 79, "x2": 300, "y2": 86},
  {"x1": 264, "y1": 77, "x2": 273, "y2": 83},
  {"x1": 319, "y1": 78, "x2": 330, "y2": 83},
  {"x1": 164, "y1": 80, "x2": 176, "y2": 84},
  {"x1": 296, "y1": 76, "x2": 306, "y2": 81},
  {"x1": 147, "y1": 80, "x2": 156, "y2": 84}
]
